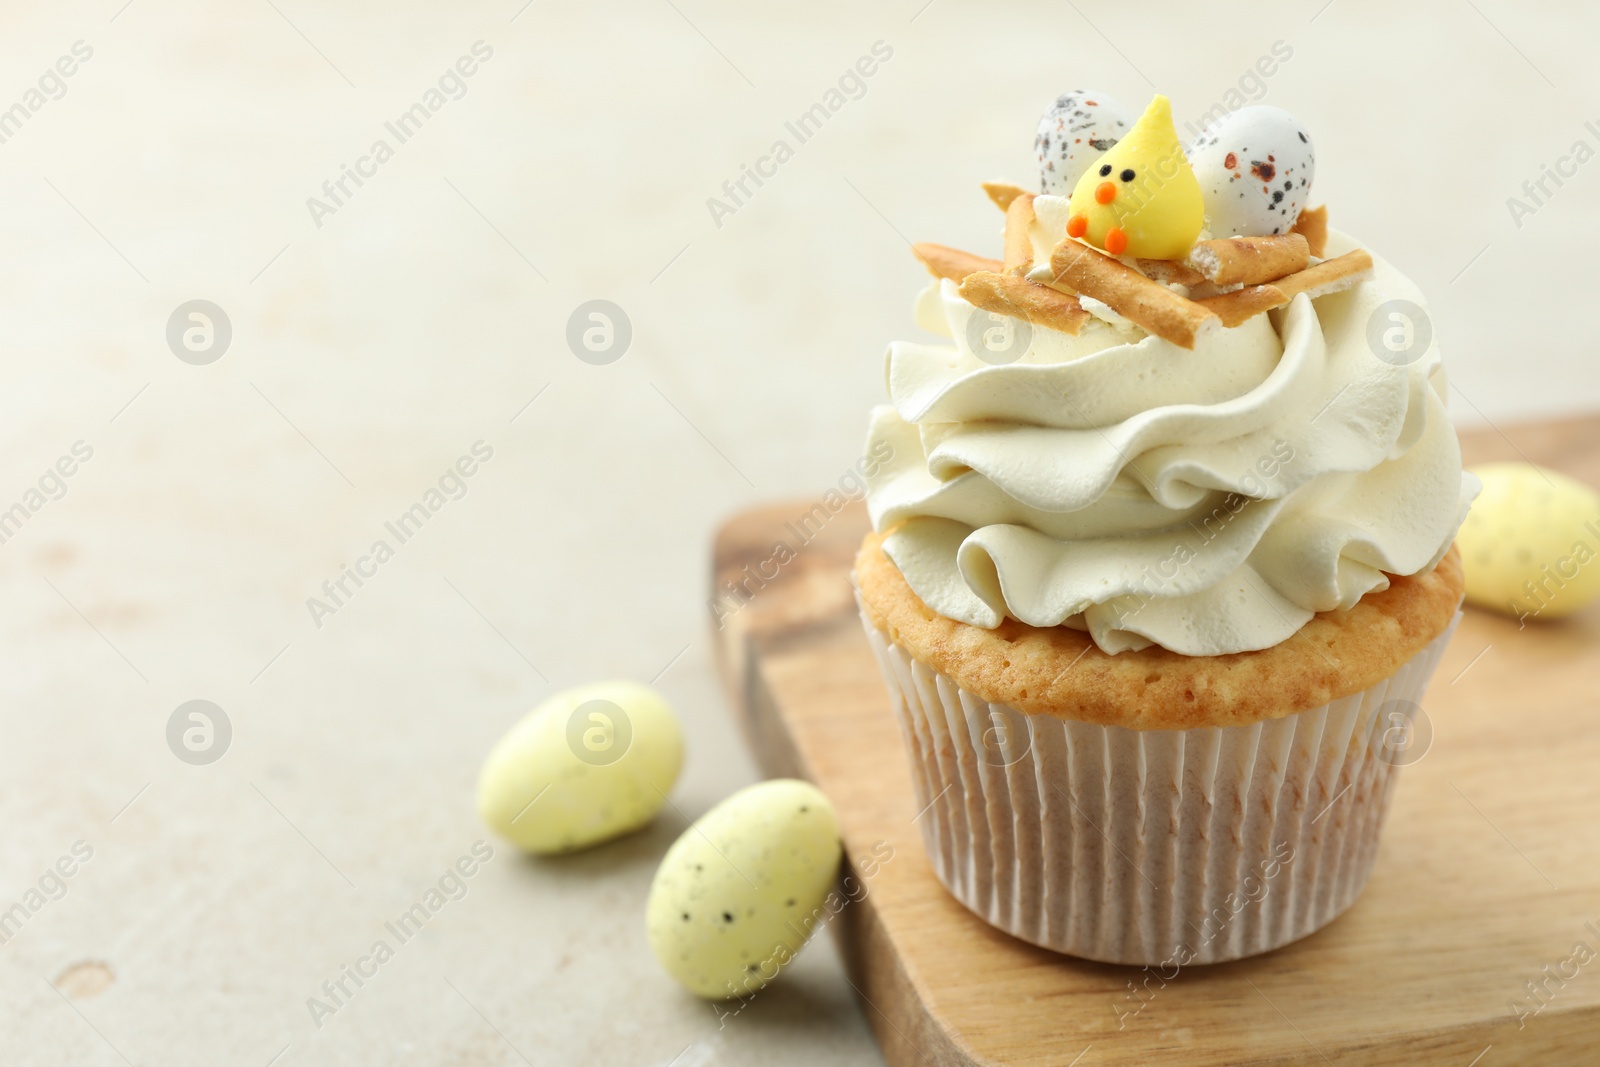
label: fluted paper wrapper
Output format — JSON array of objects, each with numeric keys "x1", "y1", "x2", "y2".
[{"x1": 861, "y1": 610, "x2": 1460, "y2": 966}]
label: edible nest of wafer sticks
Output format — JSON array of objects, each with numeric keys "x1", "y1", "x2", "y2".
[{"x1": 910, "y1": 192, "x2": 1366, "y2": 350}]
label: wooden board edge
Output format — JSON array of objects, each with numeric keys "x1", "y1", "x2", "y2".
[
  {"x1": 722, "y1": 613, "x2": 980, "y2": 1067},
  {"x1": 711, "y1": 508, "x2": 983, "y2": 1065}
]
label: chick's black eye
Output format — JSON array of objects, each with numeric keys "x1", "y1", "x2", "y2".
[
  {"x1": 1120, "y1": 168, "x2": 1135, "y2": 182},
  {"x1": 1099, "y1": 164, "x2": 1112, "y2": 177}
]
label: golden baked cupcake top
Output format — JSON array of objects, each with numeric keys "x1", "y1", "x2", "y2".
[{"x1": 858, "y1": 530, "x2": 1464, "y2": 730}]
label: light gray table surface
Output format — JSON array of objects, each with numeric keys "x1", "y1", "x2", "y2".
[{"x1": 0, "y1": 1, "x2": 1595, "y2": 1063}]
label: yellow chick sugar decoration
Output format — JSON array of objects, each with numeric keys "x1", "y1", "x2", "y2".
[{"x1": 1066, "y1": 94, "x2": 1204, "y2": 260}]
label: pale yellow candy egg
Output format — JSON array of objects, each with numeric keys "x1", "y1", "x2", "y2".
[
  {"x1": 646, "y1": 779, "x2": 841, "y2": 1000},
  {"x1": 1457, "y1": 462, "x2": 1600, "y2": 620},
  {"x1": 477, "y1": 681, "x2": 683, "y2": 854}
]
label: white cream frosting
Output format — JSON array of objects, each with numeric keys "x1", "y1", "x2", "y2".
[{"x1": 864, "y1": 229, "x2": 1478, "y2": 656}]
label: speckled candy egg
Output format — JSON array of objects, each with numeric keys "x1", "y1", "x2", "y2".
[
  {"x1": 477, "y1": 681, "x2": 684, "y2": 854},
  {"x1": 1457, "y1": 463, "x2": 1600, "y2": 620},
  {"x1": 647, "y1": 779, "x2": 841, "y2": 999},
  {"x1": 1190, "y1": 106, "x2": 1315, "y2": 237},
  {"x1": 1034, "y1": 90, "x2": 1133, "y2": 196}
]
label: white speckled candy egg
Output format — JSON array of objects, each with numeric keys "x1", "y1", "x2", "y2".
[
  {"x1": 1457, "y1": 463, "x2": 1600, "y2": 620},
  {"x1": 1034, "y1": 90, "x2": 1133, "y2": 196},
  {"x1": 647, "y1": 779, "x2": 841, "y2": 999},
  {"x1": 1190, "y1": 106, "x2": 1315, "y2": 237},
  {"x1": 477, "y1": 681, "x2": 683, "y2": 854}
]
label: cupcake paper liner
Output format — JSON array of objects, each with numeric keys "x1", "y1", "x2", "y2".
[{"x1": 860, "y1": 608, "x2": 1460, "y2": 966}]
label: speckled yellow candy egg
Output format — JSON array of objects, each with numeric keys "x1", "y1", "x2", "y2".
[
  {"x1": 1457, "y1": 463, "x2": 1600, "y2": 620},
  {"x1": 477, "y1": 681, "x2": 683, "y2": 854},
  {"x1": 647, "y1": 779, "x2": 841, "y2": 999}
]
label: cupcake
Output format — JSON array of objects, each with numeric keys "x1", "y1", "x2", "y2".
[{"x1": 855, "y1": 92, "x2": 1476, "y2": 966}]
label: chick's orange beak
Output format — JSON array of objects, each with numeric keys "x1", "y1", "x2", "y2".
[{"x1": 1094, "y1": 181, "x2": 1117, "y2": 205}]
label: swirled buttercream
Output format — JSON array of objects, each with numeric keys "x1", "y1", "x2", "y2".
[{"x1": 863, "y1": 229, "x2": 1477, "y2": 655}]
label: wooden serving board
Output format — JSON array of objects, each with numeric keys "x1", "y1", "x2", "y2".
[{"x1": 711, "y1": 415, "x2": 1600, "y2": 1067}]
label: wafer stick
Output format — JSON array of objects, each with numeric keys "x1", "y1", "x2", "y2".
[
  {"x1": 913, "y1": 243, "x2": 1004, "y2": 283},
  {"x1": 1291, "y1": 205, "x2": 1329, "y2": 258},
  {"x1": 1273, "y1": 249, "x2": 1373, "y2": 300},
  {"x1": 958, "y1": 271, "x2": 1088, "y2": 336},
  {"x1": 1047, "y1": 240, "x2": 1219, "y2": 349},
  {"x1": 1191, "y1": 249, "x2": 1375, "y2": 326},
  {"x1": 1192, "y1": 285, "x2": 1288, "y2": 327},
  {"x1": 982, "y1": 181, "x2": 1030, "y2": 212},
  {"x1": 1185, "y1": 234, "x2": 1310, "y2": 287},
  {"x1": 1137, "y1": 259, "x2": 1207, "y2": 287},
  {"x1": 1003, "y1": 193, "x2": 1036, "y2": 274}
]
